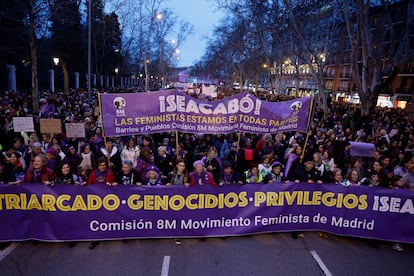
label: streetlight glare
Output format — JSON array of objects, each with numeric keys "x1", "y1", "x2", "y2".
[
  {"x1": 114, "y1": 68, "x2": 119, "y2": 74},
  {"x1": 53, "y1": 57, "x2": 60, "y2": 66}
]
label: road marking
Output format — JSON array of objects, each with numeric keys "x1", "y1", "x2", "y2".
[
  {"x1": 161, "y1": 255, "x2": 171, "y2": 276},
  {"x1": 310, "y1": 250, "x2": 332, "y2": 276},
  {"x1": 0, "y1": 243, "x2": 19, "y2": 263}
]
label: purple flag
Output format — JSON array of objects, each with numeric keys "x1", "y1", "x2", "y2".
[{"x1": 350, "y1": 142, "x2": 375, "y2": 157}]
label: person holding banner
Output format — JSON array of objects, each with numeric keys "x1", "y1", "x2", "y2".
[
  {"x1": 264, "y1": 161, "x2": 286, "y2": 184},
  {"x1": 56, "y1": 162, "x2": 81, "y2": 186},
  {"x1": 115, "y1": 160, "x2": 141, "y2": 186},
  {"x1": 189, "y1": 160, "x2": 216, "y2": 187},
  {"x1": 24, "y1": 154, "x2": 56, "y2": 186},
  {"x1": 342, "y1": 169, "x2": 362, "y2": 187},
  {"x1": 87, "y1": 157, "x2": 116, "y2": 186},
  {"x1": 219, "y1": 162, "x2": 242, "y2": 185},
  {"x1": 165, "y1": 159, "x2": 190, "y2": 187},
  {"x1": 243, "y1": 163, "x2": 263, "y2": 184}
]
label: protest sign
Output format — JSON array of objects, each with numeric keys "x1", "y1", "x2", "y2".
[
  {"x1": 13, "y1": 117, "x2": 35, "y2": 132},
  {"x1": 40, "y1": 119, "x2": 62, "y2": 134},
  {"x1": 65, "y1": 123, "x2": 86, "y2": 138}
]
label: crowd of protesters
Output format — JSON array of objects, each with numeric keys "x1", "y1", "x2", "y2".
[{"x1": 0, "y1": 89, "x2": 413, "y2": 251}]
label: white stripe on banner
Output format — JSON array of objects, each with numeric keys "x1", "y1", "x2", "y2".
[{"x1": 161, "y1": 255, "x2": 171, "y2": 276}]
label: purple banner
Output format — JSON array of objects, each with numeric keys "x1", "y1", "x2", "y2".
[
  {"x1": 99, "y1": 90, "x2": 312, "y2": 136},
  {"x1": 0, "y1": 183, "x2": 413, "y2": 243}
]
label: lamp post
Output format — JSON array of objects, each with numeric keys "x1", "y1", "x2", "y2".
[
  {"x1": 88, "y1": 0, "x2": 92, "y2": 101},
  {"x1": 144, "y1": 59, "x2": 150, "y2": 92},
  {"x1": 114, "y1": 67, "x2": 119, "y2": 88},
  {"x1": 52, "y1": 57, "x2": 69, "y2": 94}
]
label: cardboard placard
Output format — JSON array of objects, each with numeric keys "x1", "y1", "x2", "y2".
[
  {"x1": 94, "y1": 106, "x2": 100, "y2": 117},
  {"x1": 13, "y1": 117, "x2": 35, "y2": 132},
  {"x1": 65, "y1": 123, "x2": 86, "y2": 138},
  {"x1": 40, "y1": 119, "x2": 62, "y2": 134}
]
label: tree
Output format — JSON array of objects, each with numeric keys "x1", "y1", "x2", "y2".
[
  {"x1": 281, "y1": 0, "x2": 338, "y2": 113},
  {"x1": 51, "y1": 0, "x2": 83, "y2": 93},
  {"x1": 27, "y1": 0, "x2": 53, "y2": 113},
  {"x1": 106, "y1": 0, "x2": 193, "y2": 90},
  {"x1": 341, "y1": 0, "x2": 414, "y2": 115}
]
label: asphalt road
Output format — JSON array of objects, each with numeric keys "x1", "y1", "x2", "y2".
[{"x1": 0, "y1": 232, "x2": 413, "y2": 276}]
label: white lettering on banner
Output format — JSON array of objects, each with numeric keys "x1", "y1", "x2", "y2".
[
  {"x1": 372, "y1": 196, "x2": 414, "y2": 214},
  {"x1": 90, "y1": 219, "x2": 153, "y2": 232},
  {"x1": 254, "y1": 214, "x2": 310, "y2": 226},
  {"x1": 159, "y1": 95, "x2": 262, "y2": 115},
  {"x1": 331, "y1": 216, "x2": 374, "y2": 230},
  {"x1": 180, "y1": 217, "x2": 251, "y2": 229}
]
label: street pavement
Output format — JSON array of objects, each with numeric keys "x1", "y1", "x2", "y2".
[{"x1": 0, "y1": 232, "x2": 413, "y2": 276}]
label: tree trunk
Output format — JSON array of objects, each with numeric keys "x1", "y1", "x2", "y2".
[{"x1": 28, "y1": 0, "x2": 39, "y2": 113}]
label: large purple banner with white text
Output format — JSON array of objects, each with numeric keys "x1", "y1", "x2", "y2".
[
  {"x1": 0, "y1": 183, "x2": 413, "y2": 243},
  {"x1": 99, "y1": 90, "x2": 312, "y2": 136}
]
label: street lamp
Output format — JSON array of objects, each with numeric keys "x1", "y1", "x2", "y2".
[
  {"x1": 114, "y1": 68, "x2": 119, "y2": 74},
  {"x1": 53, "y1": 57, "x2": 60, "y2": 66},
  {"x1": 156, "y1": 13, "x2": 163, "y2": 21}
]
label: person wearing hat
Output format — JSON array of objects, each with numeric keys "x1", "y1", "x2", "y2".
[
  {"x1": 264, "y1": 161, "x2": 286, "y2": 184},
  {"x1": 219, "y1": 162, "x2": 242, "y2": 185},
  {"x1": 189, "y1": 160, "x2": 216, "y2": 187},
  {"x1": 24, "y1": 141, "x2": 43, "y2": 169},
  {"x1": 144, "y1": 166, "x2": 162, "y2": 186},
  {"x1": 45, "y1": 148, "x2": 59, "y2": 171}
]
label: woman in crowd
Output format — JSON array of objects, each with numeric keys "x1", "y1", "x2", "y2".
[
  {"x1": 204, "y1": 146, "x2": 221, "y2": 184},
  {"x1": 45, "y1": 148, "x2": 60, "y2": 171},
  {"x1": 6, "y1": 151, "x2": 25, "y2": 183},
  {"x1": 121, "y1": 138, "x2": 140, "y2": 168},
  {"x1": 332, "y1": 168, "x2": 344, "y2": 185},
  {"x1": 342, "y1": 168, "x2": 362, "y2": 187},
  {"x1": 136, "y1": 149, "x2": 156, "y2": 182},
  {"x1": 87, "y1": 157, "x2": 116, "y2": 186},
  {"x1": 24, "y1": 154, "x2": 56, "y2": 186},
  {"x1": 78, "y1": 143, "x2": 95, "y2": 174},
  {"x1": 55, "y1": 161, "x2": 81, "y2": 185},
  {"x1": 166, "y1": 159, "x2": 189, "y2": 187},
  {"x1": 144, "y1": 166, "x2": 163, "y2": 186},
  {"x1": 189, "y1": 160, "x2": 216, "y2": 187},
  {"x1": 64, "y1": 146, "x2": 80, "y2": 173}
]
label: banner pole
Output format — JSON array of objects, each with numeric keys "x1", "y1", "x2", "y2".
[
  {"x1": 175, "y1": 131, "x2": 179, "y2": 161},
  {"x1": 235, "y1": 132, "x2": 242, "y2": 162},
  {"x1": 302, "y1": 96, "x2": 316, "y2": 160}
]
